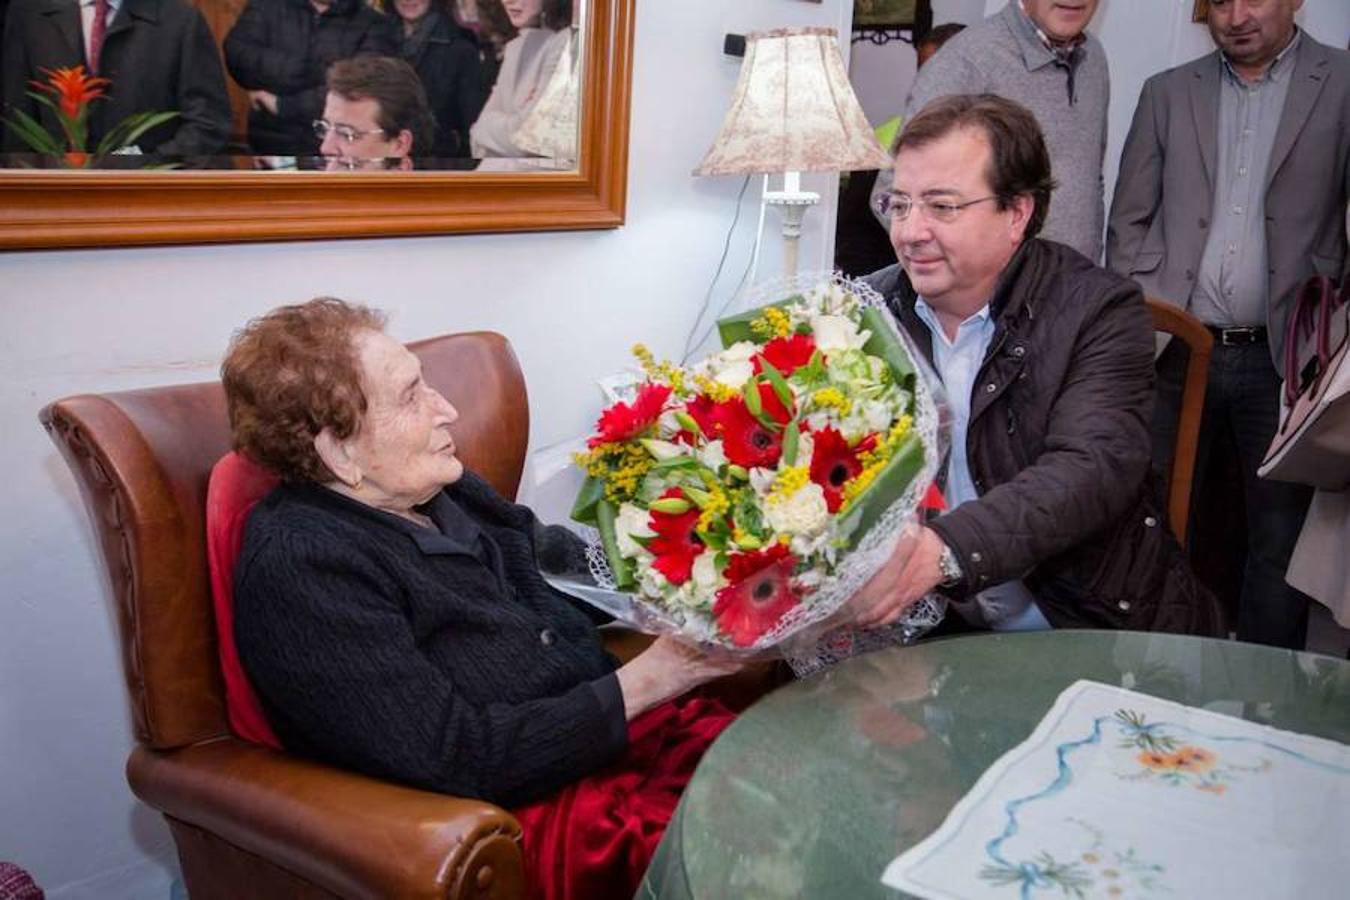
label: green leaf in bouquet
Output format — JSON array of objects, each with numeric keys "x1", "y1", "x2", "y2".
[
  {"x1": 697, "y1": 528, "x2": 729, "y2": 552},
  {"x1": 782, "y1": 419, "x2": 800, "y2": 467},
  {"x1": 859, "y1": 306, "x2": 917, "y2": 400},
  {"x1": 649, "y1": 455, "x2": 701, "y2": 472},
  {"x1": 673, "y1": 409, "x2": 703, "y2": 438},
  {"x1": 758, "y1": 357, "x2": 795, "y2": 410},
  {"x1": 725, "y1": 464, "x2": 749, "y2": 482},
  {"x1": 570, "y1": 473, "x2": 606, "y2": 525},
  {"x1": 792, "y1": 350, "x2": 828, "y2": 388},
  {"x1": 742, "y1": 377, "x2": 763, "y2": 416},
  {"x1": 716, "y1": 306, "x2": 768, "y2": 346},
  {"x1": 595, "y1": 499, "x2": 635, "y2": 589},
  {"x1": 649, "y1": 496, "x2": 693, "y2": 515},
  {"x1": 835, "y1": 431, "x2": 925, "y2": 548},
  {"x1": 682, "y1": 485, "x2": 715, "y2": 509}
]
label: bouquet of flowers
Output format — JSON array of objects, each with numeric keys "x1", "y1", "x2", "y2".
[{"x1": 565, "y1": 273, "x2": 947, "y2": 657}]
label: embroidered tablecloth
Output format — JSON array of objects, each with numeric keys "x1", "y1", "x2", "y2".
[{"x1": 883, "y1": 679, "x2": 1350, "y2": 898}]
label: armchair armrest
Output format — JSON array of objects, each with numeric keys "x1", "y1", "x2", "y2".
[{"x1": 128, "y1": 739, "x2": 523, "y2": 900}]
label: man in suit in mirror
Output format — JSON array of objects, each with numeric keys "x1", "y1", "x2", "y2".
[
  {"x1": 1106, "y1": 0, "x2": 1350, "y2": 649},
  {"x1": 1, "y1": 0, "x2": 232, "y2": 156}
]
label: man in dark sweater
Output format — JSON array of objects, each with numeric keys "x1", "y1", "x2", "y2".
[{"x1": 224, "y1": 0, "x2": 397, "y2": 155}]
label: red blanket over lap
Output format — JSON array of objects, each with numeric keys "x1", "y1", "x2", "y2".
[{"x1": 512, "y1": 696, "x2": 737, "y2": 900}]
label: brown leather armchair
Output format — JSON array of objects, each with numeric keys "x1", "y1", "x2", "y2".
[{"x1": 40, "y1": 332, "x2": 544, "y2": 900}]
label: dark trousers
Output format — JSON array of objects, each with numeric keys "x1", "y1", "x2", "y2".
[{"x1": 1154, "y1": 339, "x2": 1312, "y2": 649}]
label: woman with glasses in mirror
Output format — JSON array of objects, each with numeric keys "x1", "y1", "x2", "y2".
[{"x1": 468, "y1": 0, "x2": 572, "y2": 158}]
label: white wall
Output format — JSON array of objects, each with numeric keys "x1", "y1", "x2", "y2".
[{"x1": 0, "y1": 2, "x2": 847, "y2": 897}]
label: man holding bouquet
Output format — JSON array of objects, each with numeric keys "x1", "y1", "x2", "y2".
[{"x1": 862, "y1": 93, "x2": 1219, "y2": 635}]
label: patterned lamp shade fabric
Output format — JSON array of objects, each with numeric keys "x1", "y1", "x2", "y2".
[{"x1": 694, "y1": 27, "x2": 889, "y2": 176}]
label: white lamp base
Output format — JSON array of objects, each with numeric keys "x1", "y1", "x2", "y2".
[{"x1": 763, "y1": 171, "x2": 818, "y2": 277}]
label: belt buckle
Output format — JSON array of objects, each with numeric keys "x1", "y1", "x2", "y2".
[{"x1": 1219, "y1": 327, "x2": 1258, "y2": 346}]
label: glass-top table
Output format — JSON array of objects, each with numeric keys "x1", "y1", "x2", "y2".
[{"x1": 639, "y1": 630, "x2": 1350, "y2": 899}]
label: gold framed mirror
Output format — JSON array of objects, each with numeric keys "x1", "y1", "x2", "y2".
[{"x1": 0, "y1": 0, "x2": 633, "y2": 250}]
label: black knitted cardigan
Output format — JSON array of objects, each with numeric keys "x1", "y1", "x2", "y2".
[{"x1": 233, "y1": 472, "x2": 627, "y2": 806}]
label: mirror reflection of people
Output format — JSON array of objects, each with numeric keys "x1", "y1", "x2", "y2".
[
  {"x1": 1, "y1": 0, "x2": 232, "y2": 156},
  {"x1": 225, "y1": 0, "x2": 397, "y2": 157},
  {"x1": 468, "y1": 0, "x2": 571, "y2": 158},
  {"x1": 392, "y1": 0, "x2": 484, "y2": 158},
  {"x1": 316, "y1": 56, "x2": 432, "y2": 170}
]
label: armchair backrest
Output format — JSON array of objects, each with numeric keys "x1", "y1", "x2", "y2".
[{"x1": 40, "y1": 332, "x2": 529, "y2": 752}]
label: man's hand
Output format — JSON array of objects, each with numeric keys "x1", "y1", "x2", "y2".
[
  {"x1": 248, "y1": 90, "x2": 278, "y2": 115},
  {"x1": 852, "y1": 525, "x2": 948, "y2": 628}
]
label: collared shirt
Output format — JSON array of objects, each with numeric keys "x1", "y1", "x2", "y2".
[
  {"x1": 1013, "y1": 0, "x2": 1087, "y2": 104},
  {"x1": 1017, "y1": 0, "x2": 1088, "y2": 53},
  {"x1": 914, "y1": 298, "x2": 1050, "y2": 631},
  {"x1": 1192, "y1": 29, "x2": 1301, "y2": 327},
  {"x1": 79, "y1": 0, "x2": 123, "y2": 64}
]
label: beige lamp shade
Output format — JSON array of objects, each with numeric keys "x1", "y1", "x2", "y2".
[{"x1": 694, "y1": 26, "x2": 890, "y2": 176}]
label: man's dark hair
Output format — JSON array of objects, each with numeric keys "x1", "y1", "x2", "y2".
[
  {"x1": 327, "y1": 56, "x2": 436, "y2": 156},
  {"x1": 895, "y1": 93, "x2": 1057, "y2": 240},
  {"x1": 917, "y1": 22, "x2": 965, "y2": 54}
]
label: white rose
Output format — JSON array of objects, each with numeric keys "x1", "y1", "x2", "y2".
[
  {"x1": 697, "y1": 439, "x2": 728, "y2": 470},
  {"x1": 749, "y1": 466, "x2": 777, "y2": 496},
  {"x1": 810, "y1": 314, "x2": 870, "y2": 352},
  {"x1": 714, "y1": 360, "x2": 754, "y2": 391},
  {"x1": 614, "y1": 502, "x2": 654, "y2": 558},
  {"x1": 765, "y1": 482, "x2": 830, "y2": 536},
  {"x1": 691, "y1": 552, "x2": 723, "y2": 594}
]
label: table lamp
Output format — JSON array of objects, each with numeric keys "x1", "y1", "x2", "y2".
[{"x1": 694, "y1": 26, "x2": 890, "y2": 276}]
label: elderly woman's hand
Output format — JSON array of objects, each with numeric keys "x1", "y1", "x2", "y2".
[{"x1": 615, "y1": 635, "x2": 748, "y2": 721}]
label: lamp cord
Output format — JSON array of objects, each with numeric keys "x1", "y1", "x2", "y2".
[{"x1": 680, "y1": 173, "x2": 760, "y2": 364}]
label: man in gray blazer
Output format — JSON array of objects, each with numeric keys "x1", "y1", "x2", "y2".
[{"x1": 1106, "y1": 0, "x2": 1350, "y2": 649}]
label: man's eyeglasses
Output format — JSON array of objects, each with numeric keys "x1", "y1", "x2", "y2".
[
  {"x1": 313, "y1": 119, "x2": 388, "y2": 145},
  {"x1": 873, "y1": 193, "x2": 999, "y2": 224}
]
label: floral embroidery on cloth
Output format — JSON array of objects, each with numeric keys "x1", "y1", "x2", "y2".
[{"x1": 884, "y1": 680, "x2": 1350, "y2": 899}]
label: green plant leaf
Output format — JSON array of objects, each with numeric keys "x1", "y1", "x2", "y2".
[
  {"x1": 595, "y1": 500, "x2": 634, "y2": 589},
  {"x1": 782, "y1": 419, "x2": 799, "y2": 467},
  {"x1": 96, "y1": 110, "x2": 178, "y2": 157},
  {"x1": 569, "y1": 473, "x2": 606, "y2": 524},
  {"x1": 758, "y1": 357, "x2": 794, "y2": 410},
  {"x1": 3, "y1": 109, "x2": 63, "y2": 155}
]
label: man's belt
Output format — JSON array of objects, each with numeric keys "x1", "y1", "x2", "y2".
[{"x1": 1204, "y1": 325, "x2": 1268, "y2": 346}]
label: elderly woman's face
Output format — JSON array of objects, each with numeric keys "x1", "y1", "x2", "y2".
[{"x1": 345, "y1": 329, "x2": 462, "y2": 507}]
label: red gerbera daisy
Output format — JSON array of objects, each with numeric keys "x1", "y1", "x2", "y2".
[
  {"x1": 712, "y1": 544, "x2": 801, "y2": 647},
  {"x1": 587, "y1": 383, "x2": 671, "y2": 448},
  {"x1": 808, "y1": 427, "x2": 876, "y2": 513},
  {"x1": 673, "y1": 394, "x2": 719, "y2": 446},
  {"x1": 647, "y1": 489, "x2": 704, "y2": 585},
  {"x1": 714, "y1": 383, "x2": 793, "y2": 469},
  {"x1": 753, "y1": 334, "x2": 818, "y2": 377}
]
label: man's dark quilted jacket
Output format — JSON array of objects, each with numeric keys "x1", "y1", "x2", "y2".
[{"x1": 867, "y1": 239, "x2": 1220, "y2": 634}]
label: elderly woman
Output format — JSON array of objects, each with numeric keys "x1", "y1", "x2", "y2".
[{"x1": 222, "y1": 298, "x2": 750, "y2": 898}]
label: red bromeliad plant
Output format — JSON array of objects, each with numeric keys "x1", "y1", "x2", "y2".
[{"x1": 3, "y1": 65, "x2": 179, "y2": 167}]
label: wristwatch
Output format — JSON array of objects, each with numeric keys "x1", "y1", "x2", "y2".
[{"x1": 937, "y1": 542, "x2": 963, "y2": 588}]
